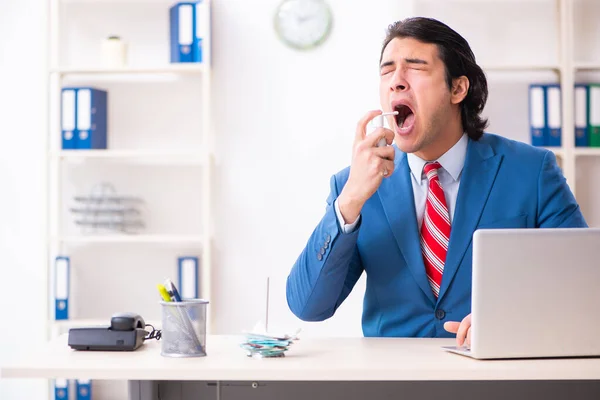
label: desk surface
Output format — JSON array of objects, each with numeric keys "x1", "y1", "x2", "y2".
[{"x1": 2, "y1": 335, "x2": 600, "y2": 381}]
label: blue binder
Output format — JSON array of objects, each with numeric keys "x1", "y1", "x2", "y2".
[
  {"x1": 528, "y1": 84, "x2": 546, "y2": 146},
  {"x1": 76, "y1": 87, "x2": 108, "y2": 149},
  {"x1": 545, "y1": 83, "x2": 562, "y2": 147},
  {"x1": 54, "y1": 379, "x2": 69, "y2": 400},
  {"x1": 54, "y1": 256, "x2": 70, "y2": 320},
  {"x1": 76, "y1": 379, "x2": 92, "y2": 400},
  {"x1": 61, "y1": 88, "x2": 77, "y2": 149},
  {"x1": 575, "y1": 83, "x2": 590, "y2": 147},
  {"x1": 178, "y1": 256, "x2": 199, "y2": 299},
  {"x1": 194, "y1": 1, "x2": 209, "y2": 63},
  {"x1": 170, "y1": 2, "x2": 196, "y2": 63}
]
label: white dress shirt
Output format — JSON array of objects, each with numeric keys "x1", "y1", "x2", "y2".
[{"x1": 334, "y1": 134, "x2": 469, "y2": 233}]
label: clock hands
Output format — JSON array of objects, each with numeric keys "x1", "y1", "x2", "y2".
[{"x1": 296, "y1": 13, "x2": 316, "y2": 24}]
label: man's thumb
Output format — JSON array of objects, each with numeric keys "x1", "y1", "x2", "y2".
[{"x1": 443, "y1": 321, "x2": 460, "y2": 334}]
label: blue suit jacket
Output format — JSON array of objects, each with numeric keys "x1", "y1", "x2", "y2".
[{"x1": 286, "y1": 133, "x2": 587, "y2": 338}]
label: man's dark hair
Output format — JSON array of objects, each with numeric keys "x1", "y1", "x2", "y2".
[{"x1": 380, "y1": 17, "x2": 488, "y2": 141}]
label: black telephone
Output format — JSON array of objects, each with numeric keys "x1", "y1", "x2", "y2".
[{"x1": 68, "y1": 312, "x2": 149, "y2": 351}]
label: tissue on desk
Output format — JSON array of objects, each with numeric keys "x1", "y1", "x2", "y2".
[{"x1": 240, "y1": 323, "x2": 300, "y2": 358}]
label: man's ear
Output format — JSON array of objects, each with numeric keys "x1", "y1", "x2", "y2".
[{"x1": 451, "y1": 76, "x2": 469, "y2": 105}]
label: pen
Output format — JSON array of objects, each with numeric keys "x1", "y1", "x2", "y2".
[{"x1": 164, "y1": 279, "x2": 182, "y2": 302}]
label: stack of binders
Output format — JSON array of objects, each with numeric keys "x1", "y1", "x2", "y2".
[
  {"x1": 529, "y1": 82, "x2": 600, "y2": 148},
  {"x1": 573, "y1": 83, "x2": 600, "y2": 147},
  {"x1": 528, "y1": 83, "x2": 562, "y2": 147},
  {"x1": 170, "y1": 1, "x2": 209, "y2": 63},
  {"x1": 61, "y1": 87, "x2": 108, "y2": 150},
  {"x1": 54, "y1": 378, "x2": 92, "y2": 400}
]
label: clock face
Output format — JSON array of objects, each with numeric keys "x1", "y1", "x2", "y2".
[{"x1": 274, "y1": 0, "x2": 333, "y2": 50}]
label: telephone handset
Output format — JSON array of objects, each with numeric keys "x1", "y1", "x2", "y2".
[{"x1": 110, "y1": 312, "x2": 146, "y2": 331}]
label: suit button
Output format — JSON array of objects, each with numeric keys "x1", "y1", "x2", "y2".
[
  {"x1": 325, "y1": 234, "x2": 331, "y2": 244},
  {"x1": 435, "y1": 309, "x2": 446, "y2": 320},
  {"x1": 317, "y1": 253, "x2": 323, "y2": 261}
]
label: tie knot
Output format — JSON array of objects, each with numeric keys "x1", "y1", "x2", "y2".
[{"x1": 423, "y1": 162, "x2": 442, "y2": 180}]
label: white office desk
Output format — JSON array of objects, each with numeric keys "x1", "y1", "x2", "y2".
[{"x1": 2, "y1": 334, "x2": 600, "y2": 400}]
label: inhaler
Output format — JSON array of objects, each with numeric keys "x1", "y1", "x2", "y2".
[{"x1": 371, "y1": 111, "x2": 398, "y2": 147}]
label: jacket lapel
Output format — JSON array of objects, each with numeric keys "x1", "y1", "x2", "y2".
[
  {"x1": 437, "y1": 139, "x2": 502, "y2": 303},
  {"x1": 378, "y1": 149, "x2": 436, "y2": 306}
]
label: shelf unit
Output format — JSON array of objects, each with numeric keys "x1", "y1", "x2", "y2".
[
  {"x1": 412, "y1": 0, "x2": 600, "y2": 225},
  {"x1": 45, "y1": 0, "x2": 214, "y2": 361}
]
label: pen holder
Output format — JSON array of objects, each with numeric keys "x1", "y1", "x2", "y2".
[{"x1": 160, "y1": 299, "x2": 208, "y2": 357}]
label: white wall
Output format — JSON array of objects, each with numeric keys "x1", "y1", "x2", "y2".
[
  {"x1": 210, "y1": 0, "x2": 412, "y2": 337},
  {"x1": 0, "y1": 0, "x2": 49, "y2": 399}
]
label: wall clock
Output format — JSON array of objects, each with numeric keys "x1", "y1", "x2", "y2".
[{"x1": 274, "y1": 0, "x2": 333, "y2": 50}]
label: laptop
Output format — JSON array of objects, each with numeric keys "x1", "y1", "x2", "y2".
[{"x1": 443, "y1": 227, "x2": 600, "y2": 359}]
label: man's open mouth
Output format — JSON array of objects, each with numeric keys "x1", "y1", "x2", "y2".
[{"x1": 394, "y1": 104, "x2": 415, "y2": 129}]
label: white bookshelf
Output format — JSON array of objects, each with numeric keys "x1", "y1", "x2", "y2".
[
  {"x1": 46, "y1": 0, "x2": 213, "y2": 384},
  {"x1": 53, "y1": 234, "x2": 204, "y2": 244},
  {"x1": 51, "y1": 64, "x2": 205, "y2": 75},
  {"x1": 574, "y1": 148, "x2": 600, "y2": 157},
  {"x1": 413, "y1": 0, "x2": 600, "y2": 226},
  {"x1": 574, "y1": 62, "x2": 600, "y2": 71},
  {"x1": 53, "y1": 149, "x2": 206, "y2": 165},
  {"x1": 480, "y1": 64, "x2": 560, "y2": 72}
]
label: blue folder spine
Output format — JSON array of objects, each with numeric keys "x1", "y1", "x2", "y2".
[
  {"x1": 54, "y1": 379, "x2": 69, "y2": 400},
  {"x1": 545, "y1": 83, "x2": 562, "y2": 147},
  {"x1": 529, "y1": 84, "x2": 547, "y2": 147},
  {"x1": 170, "y1": 2, "x2": 195, "y2": 63},
  {"x1": 178, "y1": 256, "x2": 199, "y2": 299},
  {"x1": 76, "y1": 379, "x2": 92, "y2": 400},
  {"x1": 54, "y1": 256, "x2": 70, "y2": 321},
  {"x1": 194, "y1": 1, "x2": 209, "y2": 63},
  {"x1": 575, "y1": 83, "x2": 590, "y2": 147},
  {"x1": 76, "y1": 87, "x2": 108, "y2": 150},
  {"x1": 61, "y1": 88, "x2": 77, "y2": 149}
]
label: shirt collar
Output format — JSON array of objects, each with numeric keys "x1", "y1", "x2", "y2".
[{"x1": 407, "y1": 133, "x2": 468, "y2": 185}]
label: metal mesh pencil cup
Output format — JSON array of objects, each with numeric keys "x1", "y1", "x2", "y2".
[{"x1": 160, "y1": 299, "x2": 209, "y2": 357}]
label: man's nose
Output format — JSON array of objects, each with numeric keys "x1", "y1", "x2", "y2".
[{"x1": 390, "y1": 73, "x2": 409, "y2": 92}]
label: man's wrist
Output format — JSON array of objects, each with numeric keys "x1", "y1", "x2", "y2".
[
  {"x1": 334, "y1": 198, "x2": 361, "y2": 234},
  {"x1": 337, "y1": 193, "x2": 363, "y2": 225}
]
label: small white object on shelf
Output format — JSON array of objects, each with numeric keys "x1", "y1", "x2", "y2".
[{"x1": 101, "y1": 36, "x2": 128, "y2": 67}]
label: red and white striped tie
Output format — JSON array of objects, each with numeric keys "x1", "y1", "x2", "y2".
[{"x1": 420, "y1": 162, "x2": 451, "y2": 299}]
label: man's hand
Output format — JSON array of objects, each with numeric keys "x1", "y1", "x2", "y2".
[
  {"x1": 337, "y1": 110, "x2": 395, "y2": 224},
  {"x1": 443, "y1": 313, "x2": 472, "y2": 348}
]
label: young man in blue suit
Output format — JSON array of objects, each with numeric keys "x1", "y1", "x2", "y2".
[{"x1": 286, "y1": 17, "x2": 587, "y2": 347}]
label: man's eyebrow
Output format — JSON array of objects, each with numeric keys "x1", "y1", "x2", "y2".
[
  {"x1": 380, "y1": 60, "x2": 394, "y2": 69},
  {"x1": 404, "y1": 58, "x2": 428, "y2": 65},
  {"x1": 380, "y1": 58, "x2": 429, "y2": 69}
]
